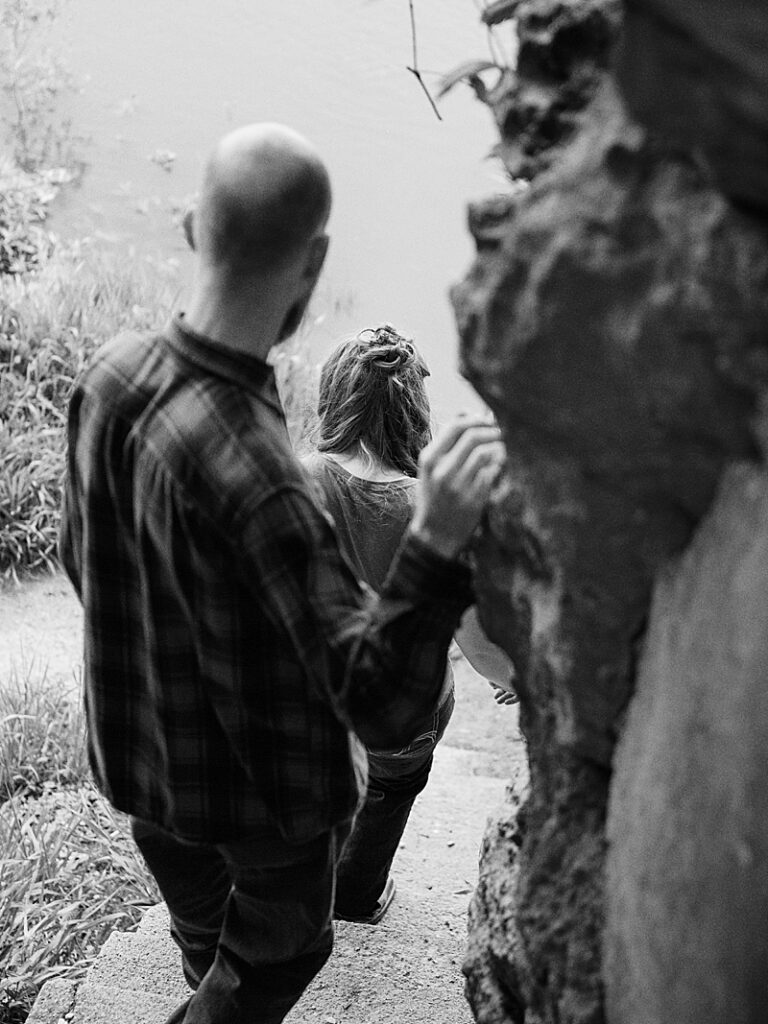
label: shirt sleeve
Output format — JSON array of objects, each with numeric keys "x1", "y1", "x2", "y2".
[
  {"x1": 58, "y1": 389, "x2": 84, "y2": 599},
  {"x1": 236, "y1": 483, "x2": 474, "y2": 750}
]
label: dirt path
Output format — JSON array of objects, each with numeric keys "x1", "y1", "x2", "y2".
[
  {"x1": 0, "y1": 573, "x2": 83, "y2": 692},
  {"x1": 0, "y1": 572, "x2": 520, "y2": 778},
  {"x1": 6, "y1": 573, "x2": 525, "y2": 1024}
]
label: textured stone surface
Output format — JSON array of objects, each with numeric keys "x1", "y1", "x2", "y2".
[
  {"x1": 617, "y1": 0, "x2": 768, "y2": 212},
  {"x1": 25, "y1": 979, "x2": 77, "y2": 1024},
  {"x1": 85, "y1": 926, "x2": 187, "y2": 1004},
  {"x1": 463, "y1": 775, "x2": 529, "y2": 1024},
  {"x1": 58, "y1": 742, "x2": 512, "y2": 1024},
  {"x1": 604, "y1": 464, "x2": 768, "y2": 1024},
  {"x1": 457, "y1": 76, "x2": 768, "y2": 766},
  {"x1": 453, "y1": 5, "x2": 768, "y2": 1018},
  {"x1": 488, "y1": 0, "x2": 622, "y2": 182},
  {"x1": 72, "y1": 984, "x2": 179, "y2": 1024}
]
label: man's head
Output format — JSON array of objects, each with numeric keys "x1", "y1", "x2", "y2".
[{"x1": 190, "y1": 123, "x2": 332, "y2": 341}]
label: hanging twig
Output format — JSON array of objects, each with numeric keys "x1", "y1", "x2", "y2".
[{"x1": 406, "y1": 0, "x2": 443, "y2": 122}]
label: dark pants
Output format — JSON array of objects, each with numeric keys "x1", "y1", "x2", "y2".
[
  {"x1": 131, "y1": 818, "x2": 350, "y2": 1024},
  {"x1": 334, "y1": 687, "x2": 455, "y2": 917}
]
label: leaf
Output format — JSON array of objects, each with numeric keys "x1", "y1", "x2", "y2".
[
  {"x1": 481, "y1": 0, "x2": 526, "y2": 27},
  {"x1": 436, "y1": 59, "x2": 500, "y2": 99}
]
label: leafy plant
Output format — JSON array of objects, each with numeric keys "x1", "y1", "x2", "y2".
[
  {"x1": 0, "y1": 243, "x2": 180, "y2": 579},
  {"x1": 0, "y1": 786, "x2": 159, "y2": 1023},
  {"x1": 271, "y1": 322, "x2": 322, "y2": 454},
  {"x1": 436, "y1": 1, "x2": 517, "y2": 109},
  {"x1": 0, "y1": 662, "x2": 160, "y2": 1023},
  {"x1": 0, "y1": 665, "x2": 87, "y2": 802},
  {"x1": 0, "y1": 0, "x2": 82, "y2": 172},
  {"x1": 439, "y1": 0, "x2": 621, "y2": 181},
  {"x1": 0, "y1": 160, "x2": 69, "y2": 275}
]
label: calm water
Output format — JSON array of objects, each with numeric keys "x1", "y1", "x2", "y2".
[{"x1": 55, "y1": 0, "x2": 506, "y2": 419}]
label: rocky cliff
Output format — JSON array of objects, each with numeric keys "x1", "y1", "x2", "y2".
[{"x1": 454, "y1": 2, "x2": 768, "y2": 1020}]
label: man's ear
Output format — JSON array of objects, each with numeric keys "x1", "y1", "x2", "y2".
[
  {"x1": 303, "y1": 233, "x2": 329, "y2": 283},
  {"x1": 278, "y1": 301, "x2": 304, "y2": 342},
  {"x1": 182, "y1": 206, "x2": 196, "y2": 251},
  {"x1": 278, "y1": 234, "x2": 329, "y2": 342}
]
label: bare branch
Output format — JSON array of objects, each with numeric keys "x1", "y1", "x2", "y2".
[
  {"x1": 406, "y1": 0, "x2": 443, "y2": 122},
  {"x1": 408, "y1": 0, "x2": 418, "y2": 67},
  {"x1": 406, "y1": 66, "x2": 443, "y2": 121}
]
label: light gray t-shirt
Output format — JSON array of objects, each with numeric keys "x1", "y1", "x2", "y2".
[
  {"x1": 302, "y1": 450, "x2": 453, "y2": 710},
  {"x1": 301, "y1": 452, "x2": 416, "y2": 591}
]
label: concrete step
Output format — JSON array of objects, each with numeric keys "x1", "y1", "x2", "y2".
[
  {"x1": 70, "y1": 984, "x2": 180, "y2": 1024},
  {"x1": 85, "y1": 927, "x2": 187, "y2": 1002},
  {"x1": 31, "y1": 744, "x2": 516, "y2": 1024}
]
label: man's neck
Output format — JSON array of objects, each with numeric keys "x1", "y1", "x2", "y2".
[{"x1": 182, "y1": 272, "x2": 289, "y2": 361}]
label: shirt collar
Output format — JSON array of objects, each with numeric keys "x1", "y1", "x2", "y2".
[{"x1": 165, "y1": 313, "x2": 283, "y2": 416}]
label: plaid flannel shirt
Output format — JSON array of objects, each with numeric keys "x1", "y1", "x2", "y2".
[{"x1": 59, "y1": 317, "x2": 473, "y2": 843}]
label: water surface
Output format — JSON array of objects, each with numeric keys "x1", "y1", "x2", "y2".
[{"x1": 56, "y1": 0, "x2": 507, "y2": 418}]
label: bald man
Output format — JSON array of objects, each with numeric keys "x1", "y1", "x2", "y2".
[{"x1": 59, "y1": 124, "x2": 505, "y2": 1024}]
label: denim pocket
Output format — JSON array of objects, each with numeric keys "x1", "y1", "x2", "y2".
[{"x1": 367, "y1": 688, "x2": 455, "y2": 777}]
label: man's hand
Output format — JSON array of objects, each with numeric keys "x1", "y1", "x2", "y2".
[{"x1": 409, "y1": 415, "x2": 506, "y2": 560}]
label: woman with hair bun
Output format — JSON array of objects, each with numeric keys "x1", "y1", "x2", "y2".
[{"x1": 302, "y1": 324, "x2": 515, "y2": 926}]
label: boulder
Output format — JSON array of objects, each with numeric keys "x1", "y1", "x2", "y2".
[
  {"x1": 618, "y1": 0, "x2": 768, "y2": 212},
  {"x1": 605, "y1": 464, "x2": 768, "y2": 1024},
  {"x1": 454, "y1": 9, "x2": 768, "y2": 1014}
]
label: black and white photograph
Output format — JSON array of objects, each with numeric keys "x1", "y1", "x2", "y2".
[{"x1": 1, "y1": 2, "x2": 766, "y2": 1023}]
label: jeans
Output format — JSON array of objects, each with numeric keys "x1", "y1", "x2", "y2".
[
  {"x1": 334, "y1": 685, "x2": 455, "y2": 917},
  {"x1": 131, "y1": 817, "x2": 351, "y2": 1024}
]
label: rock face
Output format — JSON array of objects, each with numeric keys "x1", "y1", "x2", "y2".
[
  {"x1": 454, "y1": 1, "x2": 768, "y2": 1021},
  {"x1": 617, "y1": 0, "x2": 768, "y2": 212},
  {"x1": 605, "y1": 465, "x2": 768, "y2": 1023},
  {"x1": 479, "y1": 0, "x2": 622, "y2": 182}
]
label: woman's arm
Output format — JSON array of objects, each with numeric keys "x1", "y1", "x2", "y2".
[{"x1": 454, "y1": 604, "x2": 517, "y2": 694}]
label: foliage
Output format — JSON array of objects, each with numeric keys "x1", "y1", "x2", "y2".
[
  {"x1": 436, "y1": 2, "x2": 516, "y2": 110},
  {"x1": 0, "y1": 160, "x2": 71, "y2": 275},
  {"x1": 0, "y1": 788, "x2": 159, "y2": 1023},
  {"x1": 271, "y1": 322, "x2": 322, "y2": 455},
  {"x1": 480, "y1": 0, "x2": 522, "y2": 27},
  {"x1": 0, "y1": 667, "x2": 87, "y2": 802},
  {"x1": 0, "y1": 229, "x2": 324, "y2": 578},
  {"x1": 439, "y1": 0, "x2": 622, "y2": 180},
  {"x1": 0, "y1": 0, "x2": 81, "y2": 276},
  {"x1": 0, "y1": 243, "x2": 180, "y2": 579},
  {"x1": 0, "y1": 667, "x2": 160, "y2": 1023},
  {"x1": 0, "y1": 0, "x2": 82, "y2": 172}
]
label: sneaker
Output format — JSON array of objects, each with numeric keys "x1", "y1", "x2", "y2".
[{"x1": 334, "y1": 876, "x2": 396, "y2": 925}]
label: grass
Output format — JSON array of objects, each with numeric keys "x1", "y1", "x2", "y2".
[
  {"x1": 271, "y1": 319, "x2": 322, "y2": 454},
  {"x1": 0, "y1": 788, "x2": 160, "y2": 1024},
  {"x1": 0, "y1": 241, "x2": 180, "y2": 579},
  {"x1": 0, "y1": 15, "x2": 177, "y2": 1020},
  {"x1": 0, "y1": 665, "x2": 87, "y2": 802},
  {"x1": 0, "y1": 232, "x2": 177, "y2": 1017},
  {"x1": 0, "y1": 160, "x2": 68, "y2": 275},
  {"x1": 0, "y1": 667, "x2": 160, "y2": 1024},
  {"x1": 0, "y1": 240, "x2": 326, "y2": 579}
]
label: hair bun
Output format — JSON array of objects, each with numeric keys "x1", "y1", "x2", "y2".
[{"x1": 357, "y1": 325, "x2": 417, "y2": 375}]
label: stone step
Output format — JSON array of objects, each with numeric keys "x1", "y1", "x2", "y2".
[
  {"x1": 30, "y1": 744, "x2": 514, "y2": 1024},
  {"x1": 71, "y1": 984, "x2": 180, "y2": 1024},
  {"x1": 85, "y1": 928, "x2": 187, "y2": 1003}
]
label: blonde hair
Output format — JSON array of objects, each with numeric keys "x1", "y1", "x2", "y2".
[{"x1": 316, "y1": 325, "x2": 431, "y2": 477}]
